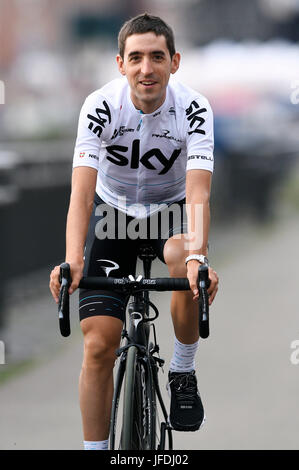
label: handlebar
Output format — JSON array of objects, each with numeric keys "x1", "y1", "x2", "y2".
[
  {"x1": 58, "y1": 263, "x2": 211, "y2": 339},
  {"x1": 198, "y1": 264, "x2": 210, "y2": 339}
]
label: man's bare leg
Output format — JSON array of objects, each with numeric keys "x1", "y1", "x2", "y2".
[{"x1": 79, "y1": 316, "x2": 123, "y2": 442}]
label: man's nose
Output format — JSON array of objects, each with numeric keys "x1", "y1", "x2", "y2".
[{"x1": 140, "y1": 57, "x2": 154, "y2": 75}]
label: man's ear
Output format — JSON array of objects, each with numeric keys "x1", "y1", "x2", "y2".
[
  {"x1": 171, "y1": 52, "x2": 181, "y2": 75},
  {"x1": 116, "y1": 55, "x2": 126, "y2": 76}
]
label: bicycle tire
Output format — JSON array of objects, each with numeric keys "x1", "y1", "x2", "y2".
[
  {"x1": 121, "y1": 346, "x2": 156, "y2": 450},
  {"x1": 109, "y1": 357, "x2": 126, "y2": 450}
]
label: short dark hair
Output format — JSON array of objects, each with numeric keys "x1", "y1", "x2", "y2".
[{"x1": 118, "y1": 13, "x2": 176, "y2": 59}]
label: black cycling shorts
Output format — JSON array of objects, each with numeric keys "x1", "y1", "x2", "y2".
[{"x1": 79, "y1": 194, "x2": 188, "y2": 322}]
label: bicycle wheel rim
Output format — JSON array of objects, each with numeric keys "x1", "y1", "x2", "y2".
[{"x1": 109, "y1": 358, "x2": 126, "y2": 450}]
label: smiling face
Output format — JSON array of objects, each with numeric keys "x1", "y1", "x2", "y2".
[{"x1": 117, "y1": 32, "x2": 180, "y2": 114}]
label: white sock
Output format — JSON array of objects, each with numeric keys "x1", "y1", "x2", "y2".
[
  {"x1": 169, "y1": 336, "x2": 199, "y2": 373},
  {"x1": 83, "y1": 440, "x2": 108, "y2": 450}
]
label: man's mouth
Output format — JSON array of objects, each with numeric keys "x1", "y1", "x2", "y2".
[{"x1": 139, "y1": 80, "x2": 157, "y2": 87}]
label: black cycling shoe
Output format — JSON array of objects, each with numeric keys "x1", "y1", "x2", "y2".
[{"x1": 167, "y1": 370, "x2": 205, "y2": 432}]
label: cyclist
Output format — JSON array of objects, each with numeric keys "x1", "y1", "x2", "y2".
[{"x1": 50, "y1": 13, "x2": 219, "y2": 450}]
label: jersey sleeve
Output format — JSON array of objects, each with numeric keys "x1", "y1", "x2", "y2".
[
  {"x1": 72, "y1": 92, "x2": 113, "y2": 171},
  {"x1": 185, "y1": 96, "x2": 214, "y2": 173}
]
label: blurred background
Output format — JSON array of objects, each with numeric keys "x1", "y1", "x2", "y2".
[{"x1": 0, "y1": 0, "x2": 299, "y2": 450}]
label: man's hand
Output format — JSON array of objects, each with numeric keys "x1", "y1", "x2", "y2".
[
  {"x1": 186, "y1": 260, "x2": 219, "y2": 305},
  {"x1": 49, "y1": 260, "x2": 84, "y2": 303}
]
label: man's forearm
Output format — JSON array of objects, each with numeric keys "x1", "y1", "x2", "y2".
[
  {"x1": 185, "y1": 198, "x2": 210, "y2": 256},
  {"x1": 185, "y1": 169, "x2": 211, "y2": 257},
  {"x1": 65, "y1": 194, "x2": 94, "y2": 262}
]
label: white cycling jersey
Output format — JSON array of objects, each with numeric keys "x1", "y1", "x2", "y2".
[{"x1": 73, "y1": 76, "x2": 214, "y2": 217}]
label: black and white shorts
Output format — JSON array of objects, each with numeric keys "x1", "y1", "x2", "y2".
[{"x1": 79, "y1": 194, "x2": 188, "y2": 322}]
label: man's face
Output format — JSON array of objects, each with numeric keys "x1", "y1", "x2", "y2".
[{"x1": 117, "y1": 32, "x2": 180, "y2": 114}]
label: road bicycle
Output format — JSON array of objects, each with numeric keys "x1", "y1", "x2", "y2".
[{"x1": 58, "y1": 243, "x2": 210, "y2": 450}]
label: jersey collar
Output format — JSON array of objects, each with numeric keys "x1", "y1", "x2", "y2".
[{"x1": 126, "y1": 84, "x2": 170, "y2": 118}]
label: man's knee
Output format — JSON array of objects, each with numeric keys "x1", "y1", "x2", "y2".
[
  {"x1": 83, "y1": 334, "x2": 119, "y2": 367},
  {"x1": 81, "y1": 316, "x2": 122, "y2": 368},
  {"x1": 164, "y1": 238, "x2": 187, "y2": 276}
]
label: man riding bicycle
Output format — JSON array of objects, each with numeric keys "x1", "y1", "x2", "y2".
[{"x1": 50, "y1": 13, "x2": 219, "y2": 451}]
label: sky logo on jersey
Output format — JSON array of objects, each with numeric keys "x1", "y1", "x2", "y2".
[
  {"x1": 87, "y1": 100, "x2": 111, "y2": 138},
  {"x1": 106, "y1": 139, "x2": 181, "y2": 175},
  {"x1": 186, "y1": 100, "x2": 207, "y2": 135}
]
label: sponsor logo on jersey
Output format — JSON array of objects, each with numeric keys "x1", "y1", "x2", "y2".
[
  {"x1": 152, "y1": 129, "x2": 183, "y2": 143},
  {"x1": 79, "y1": 152, "x2": 99, "y2": 161},
  {"x1": 111, "y1": 126, "x2": 134, "y2": 139},
  {"x1": 106, "y1": 139, "x2": 181, "y2": 175},
  {"x1": 97, "y1": 259, "x2": 119, "y2": 277},
  {"x1": 188, "y1": 155, "x2": 213, "y2": 162},
  {"x1": 89, "y1": 153, "x2": 99, "y2": 161},
  {"x1": 168, "y1": 106, "x2": 176, "y2": 116},
  {"x1": 186, "y1": 100, "x2": 207, "y2": 135},
  {"x1": 87, "y1": 99, "x2": 111, "y2": 138}
]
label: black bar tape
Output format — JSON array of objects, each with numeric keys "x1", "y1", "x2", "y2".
[
  {"x1": 198, "y1": 265, "x2": 210, "y2": 339},
  {"x1": 58, "y1": 262, "x2": 71, "y2": 337}
]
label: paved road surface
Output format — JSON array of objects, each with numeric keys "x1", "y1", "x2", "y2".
[{"x1": 0, "y1": 214, "x2": 298, "y2": 450}]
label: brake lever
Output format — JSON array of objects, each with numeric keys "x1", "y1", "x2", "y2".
[
  {"x1": 198, "y1": 264, "x2": 210, "y2": 339},
  {"x1": 58, "y1": 262, "x2": 72, "y2": 337}
]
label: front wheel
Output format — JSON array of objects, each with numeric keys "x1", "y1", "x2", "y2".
[{"x1": 121, "y1": 346, "x2": 156, "y2": 449}]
